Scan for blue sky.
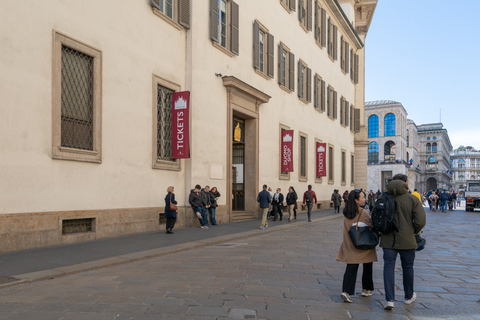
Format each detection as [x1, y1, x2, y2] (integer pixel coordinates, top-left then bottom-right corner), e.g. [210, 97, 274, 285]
[364, 1, 480, 150]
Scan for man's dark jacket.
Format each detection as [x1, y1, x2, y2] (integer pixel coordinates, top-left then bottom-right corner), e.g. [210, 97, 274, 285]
[257, 189, 272, 208]
[189, 189, 203, 208]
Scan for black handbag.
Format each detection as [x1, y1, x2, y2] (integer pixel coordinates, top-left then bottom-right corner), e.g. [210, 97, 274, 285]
[348, 211, 379, 250]
[415, 233, 426, 251]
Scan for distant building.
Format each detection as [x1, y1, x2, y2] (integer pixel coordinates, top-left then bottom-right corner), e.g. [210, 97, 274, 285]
[417, 123, 452, 192]
[365, 101, 419, 192]
[450, 146, 480, 193]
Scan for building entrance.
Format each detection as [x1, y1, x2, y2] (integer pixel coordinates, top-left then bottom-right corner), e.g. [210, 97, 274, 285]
[232, 117, 245, 211]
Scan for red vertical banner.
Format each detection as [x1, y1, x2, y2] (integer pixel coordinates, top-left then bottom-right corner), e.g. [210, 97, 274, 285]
[316, 142, 327, 177]
[281, 130, 294, 172]
[171, 91, 190, 159]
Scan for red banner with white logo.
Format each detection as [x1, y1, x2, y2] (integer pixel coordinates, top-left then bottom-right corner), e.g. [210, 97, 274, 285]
[281, 130, 294, 172]
[316, 142, 327, 177]
[171, 91, 190, 159]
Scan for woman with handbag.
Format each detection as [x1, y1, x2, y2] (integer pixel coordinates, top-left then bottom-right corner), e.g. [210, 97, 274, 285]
[336, 190, 377, 303]
[164, 186, 177, 234]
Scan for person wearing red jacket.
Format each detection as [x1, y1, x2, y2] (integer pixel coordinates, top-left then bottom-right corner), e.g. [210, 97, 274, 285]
[303, 185, 317, 222]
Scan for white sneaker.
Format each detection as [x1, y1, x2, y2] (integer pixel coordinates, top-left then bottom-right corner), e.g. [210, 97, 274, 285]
[260, 226, 265, 230]
[361, 289, 372, 297]
[265, 225, 268, 229]
[404, 292, 417, 305]
[341, 292, 353, 303]
[384, 301, 394, 310]
[196, 212, 202, 219]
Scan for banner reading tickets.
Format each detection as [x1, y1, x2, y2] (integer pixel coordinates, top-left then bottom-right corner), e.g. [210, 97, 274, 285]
[281, 130, 294, 172]
[171, 91, 190, 159]
[316, 142, 327, 177]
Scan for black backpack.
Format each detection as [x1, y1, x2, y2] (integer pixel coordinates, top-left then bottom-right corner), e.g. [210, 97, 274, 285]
[305, 191, 312, 203]
[371, 192, 397, 234]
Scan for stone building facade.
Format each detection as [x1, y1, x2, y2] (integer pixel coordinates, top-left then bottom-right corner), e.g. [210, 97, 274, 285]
[450, 146, 480, 193]
[0, 0, 377, 252]
[416, 123, 452, 192]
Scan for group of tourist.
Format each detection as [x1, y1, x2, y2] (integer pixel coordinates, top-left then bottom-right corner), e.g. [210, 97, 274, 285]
[424, 189, 459, 212]
[163, 184, 221, 233]
[337, 174, 426, 310]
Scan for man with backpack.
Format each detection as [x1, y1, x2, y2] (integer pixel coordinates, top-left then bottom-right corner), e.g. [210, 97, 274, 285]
[376, 174, 426, 310]
[303, 185, 317, 222]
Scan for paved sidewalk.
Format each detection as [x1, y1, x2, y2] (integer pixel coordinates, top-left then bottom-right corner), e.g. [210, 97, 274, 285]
[0, 208, 338, 288]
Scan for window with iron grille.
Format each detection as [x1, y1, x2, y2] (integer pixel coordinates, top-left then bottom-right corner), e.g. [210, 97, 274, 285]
[52, 31, 102, 163]
[62, 218, 95, 235]
[61, 46, 94, 151]
[157, 84, 174, 161]
[152, 76, 180, 171]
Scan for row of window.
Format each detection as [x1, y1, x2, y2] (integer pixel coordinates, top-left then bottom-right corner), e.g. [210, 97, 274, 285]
[281, 128, 354, 185]
[368, 113, 396, 138]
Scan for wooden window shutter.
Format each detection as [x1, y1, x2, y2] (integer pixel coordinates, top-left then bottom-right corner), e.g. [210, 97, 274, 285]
[354, 108, 360, 132]
[314, 76, 318, 108]
[253, 21, 260, 70]
[151, 0, 161, 10]
[306, 67, 312, 102]
[345, 42, 350, 74]
[231, 1, 239, 55]
[354, 54, 359, 84]
[298, 60, 303, 98]
[289, 52, 295, 91]
[321, 8, 326, 47]
[340, 37, 344, 71]
[350, 105, 353, 130]
[340, 99, 344, 125]
[350, 49, 354, 81]
[327, 87, 331, 116]
[333, 90, 337, 119]
[210, 0, 219, 42]
[333, 25, 338, 61]
[320, 80, 325, 111]
[278, 43, 284, 86]
[289, 0, 296, 11]
[345, 101, 349, 127]
[314, 1, 319, 42]
[178, 0, 190, 28]
[267, 33, 274, 78]
[307, 0, 313, 31]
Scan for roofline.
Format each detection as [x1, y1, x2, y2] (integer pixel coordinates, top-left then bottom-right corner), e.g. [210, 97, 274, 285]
[326, 0, 364, 49]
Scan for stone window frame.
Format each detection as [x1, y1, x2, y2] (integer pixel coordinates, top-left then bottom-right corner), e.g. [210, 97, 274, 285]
[280, 0, 296, 13]
[253, 20, 274, 80]
[279, 124, 291, 181]
[210, 0, 239, 57]
[151, 0, 190, 31]
[297, 59, 311, 104]
[52, 30, 103, 164]
[152, 75, 181, 171]
[298, 132, 308, 182]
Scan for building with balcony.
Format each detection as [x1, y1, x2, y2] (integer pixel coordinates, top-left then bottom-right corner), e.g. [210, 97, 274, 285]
[450, 146, 480, 193]
[0, 0, 378, 252]
[364, 100, 419, 191]
[417, 123, 452, 192]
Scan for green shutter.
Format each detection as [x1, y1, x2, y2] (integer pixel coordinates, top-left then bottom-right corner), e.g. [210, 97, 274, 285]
[333, 25, 338, 61]
[333, 90, 337, 119]
[320, 80, 325, 111]
[210, 0, 219, 42]
[306, 67, 311, 102]
[307, 0, 312, 31]
[289, 52, 295, 91]
[354, 108, 360, 132]
[278, 43, 284, 86]
[298, 60, 303, 98]
[267, 33, 274, 78]
[178, 0, 190, 28]
[314, 76, 318, 108]
[289, 0, 296, 11]
[321, 8, 326, 47]
[253, 21, 260, 69]
[231, 1, 239, 55]
[345, 42, 349, 74]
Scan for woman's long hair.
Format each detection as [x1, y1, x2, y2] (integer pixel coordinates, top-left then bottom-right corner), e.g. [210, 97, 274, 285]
[343, 190, 360, 219]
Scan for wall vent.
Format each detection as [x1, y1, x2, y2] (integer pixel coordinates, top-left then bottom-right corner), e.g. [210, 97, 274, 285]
[62, 218, 95, 235]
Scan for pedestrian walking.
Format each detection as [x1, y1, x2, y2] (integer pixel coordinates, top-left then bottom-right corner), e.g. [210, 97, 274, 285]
[429, 193, 437, 212]
[367, 190, 376, 212]
[337, 190, 377, 303]
[438, 190, 449, 213]
[267, 187, 274, 219]
[381, 174, 426, 310]
[451, 191, 457, 209]
[257, 184, 272, 230]
[343, 190, 349, 204]
[164, 186, 177, 234]
[303, 185, 317, 222]
[286, 186, 297, 222]
[332, 189, 342, 213]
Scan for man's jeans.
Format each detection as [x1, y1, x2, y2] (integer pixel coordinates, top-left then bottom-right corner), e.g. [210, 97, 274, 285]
[193, 207, 208, 226]
[208, 207, 217, 225]
[306, 203, 313, 220]
[440, 200, 447, 212]
[383, 248, 415, 301]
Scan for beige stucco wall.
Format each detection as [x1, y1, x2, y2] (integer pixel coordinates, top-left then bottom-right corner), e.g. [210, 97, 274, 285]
[0, 0, 373, 251]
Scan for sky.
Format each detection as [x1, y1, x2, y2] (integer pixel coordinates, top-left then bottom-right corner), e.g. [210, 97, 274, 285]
[364, 0, 480, 150]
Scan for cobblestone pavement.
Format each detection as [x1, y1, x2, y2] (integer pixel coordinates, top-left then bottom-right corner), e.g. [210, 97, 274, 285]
[0, 205, 479, 319]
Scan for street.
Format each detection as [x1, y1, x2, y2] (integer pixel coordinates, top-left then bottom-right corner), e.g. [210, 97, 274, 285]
[0, 204, 479, 320]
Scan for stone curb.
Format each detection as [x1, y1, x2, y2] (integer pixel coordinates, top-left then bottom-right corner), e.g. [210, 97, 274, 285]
[0, 214, 342, 290]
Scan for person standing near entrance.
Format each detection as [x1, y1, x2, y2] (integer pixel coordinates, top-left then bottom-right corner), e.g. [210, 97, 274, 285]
[189, 184, 209, 229]
[271, 188, 284, 221]
[164, 186, 177, 234]
[303, 185, 317, 222]
[382, 174, 426, 310]
[257, 184, 272, 230]
[286, 186, 297, 222]
[332, 189, 342, 213]
[208, 187, 221, 225]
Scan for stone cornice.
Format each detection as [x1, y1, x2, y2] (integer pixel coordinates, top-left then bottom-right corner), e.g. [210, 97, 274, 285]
[325, 0, 364, 49]
[222, 76, 271, 105]
[354, 0, 378, 37]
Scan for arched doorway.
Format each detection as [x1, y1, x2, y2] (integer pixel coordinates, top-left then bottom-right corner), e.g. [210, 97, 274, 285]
[426, 177, 437, 191]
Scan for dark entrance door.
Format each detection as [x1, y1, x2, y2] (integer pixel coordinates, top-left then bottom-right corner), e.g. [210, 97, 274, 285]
[232, 117, 245, 211]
